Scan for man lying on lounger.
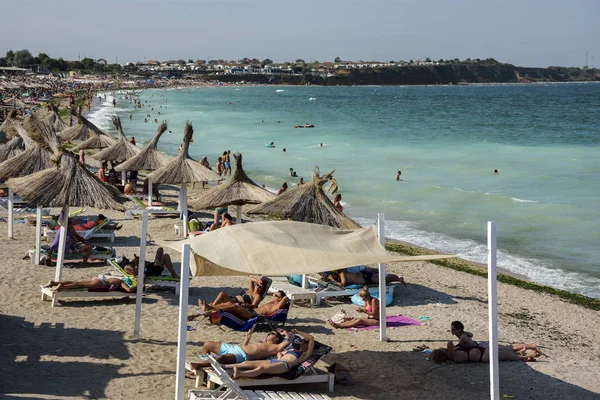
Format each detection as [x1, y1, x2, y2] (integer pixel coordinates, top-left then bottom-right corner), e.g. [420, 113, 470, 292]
[41, 274, 136, 292]
[123, 247, 179, 279]
[326, 267, 406, 287]
[186, 329, 290, 371]
[188, 290, 289, 322]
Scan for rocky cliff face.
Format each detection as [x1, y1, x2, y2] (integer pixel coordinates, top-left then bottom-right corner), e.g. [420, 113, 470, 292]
[205, 65, 599, 86]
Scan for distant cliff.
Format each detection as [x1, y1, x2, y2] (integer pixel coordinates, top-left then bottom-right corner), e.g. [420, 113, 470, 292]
[203, 64, 600, 86]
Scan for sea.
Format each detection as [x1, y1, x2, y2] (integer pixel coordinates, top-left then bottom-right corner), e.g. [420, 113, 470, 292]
[87, 82, 600, 299]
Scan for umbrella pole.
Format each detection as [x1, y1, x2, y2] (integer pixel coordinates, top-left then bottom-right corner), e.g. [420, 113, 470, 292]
[236, 205, 242, 224]
[488, 221, 500, 400]
[133, 211, 149, 339]
[377, 213, 387, 342]
[34, 205, 42, 265]
[54, 205, 69, 282]
[7, 188, 13, 238]
[181, 185, 188, 237]
[121, 171, 127, 186]
[147, 179, 153, 207]
[175, 243, 191, 400]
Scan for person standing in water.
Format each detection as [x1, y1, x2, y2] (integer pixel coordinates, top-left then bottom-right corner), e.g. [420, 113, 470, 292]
[396, 171, 402, 181]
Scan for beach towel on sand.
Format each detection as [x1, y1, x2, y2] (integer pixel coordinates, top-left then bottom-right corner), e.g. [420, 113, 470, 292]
[353, 315, 421, 330]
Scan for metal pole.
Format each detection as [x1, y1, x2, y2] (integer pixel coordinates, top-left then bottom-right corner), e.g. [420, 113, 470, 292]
[377, 213, 387, 342]
[148, 179, 153, 207]
[133, 211, 148, 338]
[175, 243, 191, 400]
[7, 188, 13, 238]
[488, 221, 500, 400]
[236, 204, 242, 224]
[54, 205, 69, 281]
[121, 171, 127, 186]
[34, 205, 42, 265]
[181, 185, 188, 237]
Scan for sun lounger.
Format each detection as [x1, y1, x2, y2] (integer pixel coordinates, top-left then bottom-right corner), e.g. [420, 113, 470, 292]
[40, 285, 137, 307]
[44, 218, 115, 243]
[209, 305, 289, 332]
[307, 276, 395, 306]
[31, 245, 116, 265]
[125, 195, 180, 219]
[267, 278, 317, 306]
[196, 341, 334, 395]
[107, 258, 181, 294]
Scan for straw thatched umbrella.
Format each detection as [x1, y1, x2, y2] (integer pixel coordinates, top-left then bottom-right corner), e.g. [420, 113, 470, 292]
[7, 148, 125, 281]
[0, 134, 24, 162]
[248, 167, 361, 230]
[70, 114, 118, 152]
[58, 114, 90, 142]
[190, 152, 275, 223]
[0, 110, 20, 144]
[92, 116, 140, 185]
[45, 104, 69, 132]
[0, 116, 62, 242]
[149, 121, 222, 236]
[115, 122, 170, 206]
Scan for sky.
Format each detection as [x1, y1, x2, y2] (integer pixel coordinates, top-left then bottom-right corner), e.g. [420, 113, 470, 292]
[0, 0, 598, 68]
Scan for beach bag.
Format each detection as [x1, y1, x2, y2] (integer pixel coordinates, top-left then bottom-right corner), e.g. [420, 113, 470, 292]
[330, 310, 347, 324]
[188, 218, 202, 233]
[327, 362, 355, 386]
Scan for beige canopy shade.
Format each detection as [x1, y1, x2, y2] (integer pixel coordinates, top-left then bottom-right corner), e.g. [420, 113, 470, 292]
[162, 220, 454, 277]
[248, 167, 361, 230]
[189, 152, 274, 222]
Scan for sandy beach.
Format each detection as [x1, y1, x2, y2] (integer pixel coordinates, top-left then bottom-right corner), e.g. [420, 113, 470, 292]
[1, 181, 599, 400]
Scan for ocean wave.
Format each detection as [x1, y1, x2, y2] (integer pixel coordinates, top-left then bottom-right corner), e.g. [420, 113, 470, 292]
[275, 89, 286, 92]
[86, 94, 121, 130]
[511, 197, 537, 203]
[309, 97, 317, 100]
[353, 216, 600, 299]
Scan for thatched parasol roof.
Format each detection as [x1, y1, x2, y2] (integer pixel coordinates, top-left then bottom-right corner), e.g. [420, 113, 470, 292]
[0, 116, 61, 181]
[71, 114, 118, 151]
[0, 135, 24, 162]
[115, 122, 170, 172]
[0, 110, 20, 144]
[6, 150, 125, 210]
[45, 104, 69, 132]
[248, 167, 362, 230]
[92, 116, 140, 162]
[58, 116, 89, 142]
[148, 121, 222, 184]
[190, 152, 274, 209]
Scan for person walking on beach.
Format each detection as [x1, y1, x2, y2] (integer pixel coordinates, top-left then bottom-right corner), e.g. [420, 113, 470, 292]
[223, 150, 231, 176]
[216, 157, 224, 176]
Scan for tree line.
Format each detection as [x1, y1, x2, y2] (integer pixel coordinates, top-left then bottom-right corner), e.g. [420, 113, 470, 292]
[1, 49, 122, 74]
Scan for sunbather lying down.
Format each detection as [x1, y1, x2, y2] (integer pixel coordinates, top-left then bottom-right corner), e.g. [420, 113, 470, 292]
[325, 266, 406, 287]
[197, 276, 268, 311]
[430, 342, 541, 363]
[188, 291, 289, 322]
[186, 329, 289, 371]
[226, 329, 314, 379]
[123, 247, 179, 278]
[41, 274, 136, 292]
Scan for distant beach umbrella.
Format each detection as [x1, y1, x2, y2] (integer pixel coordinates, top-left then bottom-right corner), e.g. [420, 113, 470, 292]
[0, 110, 20, 144]
[58, 114, 90, 142]
[149, 121, 222, 235]
[44, 104, 69, 132]
[92, 116, 140, 184]
[248, 167, 361, 230]
[190, 152, 274, 223]
[0, 134, 24, 162]
[115, 122, 170, 206]
[6, 149, 125, 278]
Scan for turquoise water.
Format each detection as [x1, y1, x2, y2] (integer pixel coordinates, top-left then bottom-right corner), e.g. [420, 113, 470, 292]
[89, 83, 600, 298]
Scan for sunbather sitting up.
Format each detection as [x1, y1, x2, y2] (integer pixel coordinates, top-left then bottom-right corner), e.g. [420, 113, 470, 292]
[326, 267, 405, 287]
[328, 287, 380, 329]
[226, 329, 314, 379]
[186, 329, 289, 370]
[188, 291, 289, 322]
[41, 274, 136, 292]
[46, 218, 93, 266]
[124, 247, 179, 278]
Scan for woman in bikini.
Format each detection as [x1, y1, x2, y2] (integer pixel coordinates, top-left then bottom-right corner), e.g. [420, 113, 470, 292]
[41, 275, 136, 292]
[328, 287, 379, 329]
[228, 329, 314, 378]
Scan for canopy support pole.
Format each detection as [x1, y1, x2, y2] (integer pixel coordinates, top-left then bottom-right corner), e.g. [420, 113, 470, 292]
[7, 188, 13, 238]
[488, 221, 500, 400]
[235, 205, 242, 224]
[54, 205, 69, 282]
[377, 213, 387, 342]
[175, 243, 191, 400]
[121, 171, 127, 186]
[147, 179, 153, 207]
[133, 210, 149, 339]
[34, 205, 42, 265]
[181, 185, 188, 237]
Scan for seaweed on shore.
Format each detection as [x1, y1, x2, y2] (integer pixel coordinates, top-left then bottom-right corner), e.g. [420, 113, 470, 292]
[385, 242, 600, 311]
